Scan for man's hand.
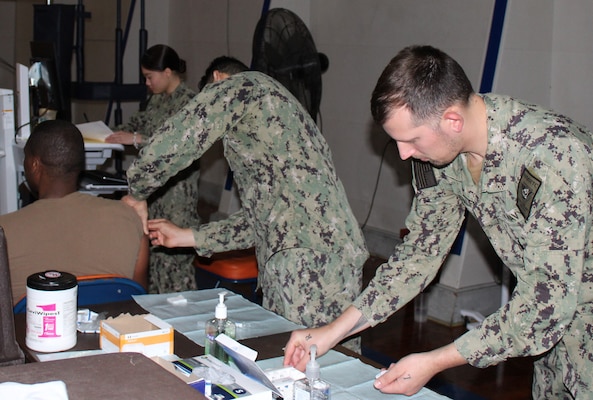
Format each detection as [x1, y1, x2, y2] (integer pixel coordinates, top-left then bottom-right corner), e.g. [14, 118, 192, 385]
[283, 325, 336, 371]
[283, 306, 369, 371]
[121, 195, 148, 234]
[374, 343, 467, 396]
[373, 353, 436, 396]
[148, 219, 196, 248]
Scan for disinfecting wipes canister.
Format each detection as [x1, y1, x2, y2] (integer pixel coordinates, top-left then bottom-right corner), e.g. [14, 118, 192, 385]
[25, 271, 78, 352]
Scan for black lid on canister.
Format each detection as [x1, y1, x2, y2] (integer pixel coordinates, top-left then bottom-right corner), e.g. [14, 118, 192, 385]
[27, 271, 78, 291]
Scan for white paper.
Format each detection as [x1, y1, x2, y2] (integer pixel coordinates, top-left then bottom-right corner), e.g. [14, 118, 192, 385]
[257, 351, 452, 400]
[75, 121, 113, 143]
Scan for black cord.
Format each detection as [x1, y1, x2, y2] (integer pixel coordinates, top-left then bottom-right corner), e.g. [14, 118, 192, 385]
[14, 109, 49, 144]
[0, 57, 15, 72]
[360, 138, 396, 230]
[14, 121, 32, 143]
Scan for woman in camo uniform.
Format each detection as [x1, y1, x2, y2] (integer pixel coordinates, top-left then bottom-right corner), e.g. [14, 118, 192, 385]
[106, 44, 200, 293]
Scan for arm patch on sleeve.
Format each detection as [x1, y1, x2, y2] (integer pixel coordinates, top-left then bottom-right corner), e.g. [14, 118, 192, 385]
[412, 160, 438, 189]
[517, 167, 541, 220]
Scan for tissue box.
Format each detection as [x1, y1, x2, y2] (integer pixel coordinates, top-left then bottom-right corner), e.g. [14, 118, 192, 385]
[100, 313, 173, 357]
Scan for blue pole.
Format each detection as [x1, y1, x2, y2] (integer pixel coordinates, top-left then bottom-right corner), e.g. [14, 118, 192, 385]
[479, 0, 508, 93]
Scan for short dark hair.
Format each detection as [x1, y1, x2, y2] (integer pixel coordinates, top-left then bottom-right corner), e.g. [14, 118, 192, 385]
[199, 56, 249, 90]
[371, 45, 474, 126]
[141, 44, 186, 74]
[25, 120, 85, 176]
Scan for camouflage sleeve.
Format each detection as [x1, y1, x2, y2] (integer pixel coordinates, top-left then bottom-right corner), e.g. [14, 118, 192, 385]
[118, 110, 149, 133]
[115, 98, 155, 133]
[191, 209, 255, 257]
[353, 169, 466, 326]
[126, 80, 243, 200]
[455, 154, 591, 368]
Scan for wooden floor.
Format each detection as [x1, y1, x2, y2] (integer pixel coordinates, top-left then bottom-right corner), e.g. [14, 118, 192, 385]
[359, 255, 534, 400]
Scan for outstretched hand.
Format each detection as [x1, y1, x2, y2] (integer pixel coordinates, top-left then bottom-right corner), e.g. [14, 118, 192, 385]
[374, 344, 468, 396]
[105, 130, 134, 145]
[147, 219, 196, 248]
[284, 306, 371, 371]
[373, 353, 436, 396]
[283, 325, 336, 372]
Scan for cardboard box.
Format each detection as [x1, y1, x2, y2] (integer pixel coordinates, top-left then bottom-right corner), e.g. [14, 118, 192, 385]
[100, 313, 173, 357]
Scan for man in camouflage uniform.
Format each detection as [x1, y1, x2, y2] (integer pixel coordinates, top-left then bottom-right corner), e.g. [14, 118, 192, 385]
[123, 71, 369, 331]
[283, 45, 593, 399]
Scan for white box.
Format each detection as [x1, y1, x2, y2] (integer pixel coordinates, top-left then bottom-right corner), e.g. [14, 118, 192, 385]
[100, 313, 173, 357]
[264, 366, 306, 400]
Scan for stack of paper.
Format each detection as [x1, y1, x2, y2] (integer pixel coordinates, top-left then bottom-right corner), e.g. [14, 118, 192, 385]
[76, 121, 113, 143]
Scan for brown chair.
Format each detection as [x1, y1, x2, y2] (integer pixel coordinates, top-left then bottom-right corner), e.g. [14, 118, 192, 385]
[0, 226, 25, 366]
[194, 250, 259, 302]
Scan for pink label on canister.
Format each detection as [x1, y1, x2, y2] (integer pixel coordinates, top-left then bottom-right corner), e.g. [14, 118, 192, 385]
[36, 303, 61, 338]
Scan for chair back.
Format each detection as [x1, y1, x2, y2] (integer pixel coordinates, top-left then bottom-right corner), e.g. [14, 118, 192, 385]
[0, 226, 25, 366]
[77, 274, 147, 306]
[13, 274, 147, 314]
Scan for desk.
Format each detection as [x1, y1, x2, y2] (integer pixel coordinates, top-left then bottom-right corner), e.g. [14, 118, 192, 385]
[83, 141, 124, 171]
[14, 300, 298, 364]
[12, 299, 450, 400]
[10, 301, 206, 400]
[0, 352, 206, 400]
[13, 300, 203, 362]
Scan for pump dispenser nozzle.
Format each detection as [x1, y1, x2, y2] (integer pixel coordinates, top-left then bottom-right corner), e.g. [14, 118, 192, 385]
[294, 344, 330, 399]
[215, 291, 228, 319]
[306, 344, 321, 381]
[205, 291, 236, 363]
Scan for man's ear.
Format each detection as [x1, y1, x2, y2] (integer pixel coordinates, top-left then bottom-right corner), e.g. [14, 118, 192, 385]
[212, 70, 230, 82]
[28, 156, 42, 177]
[443, 109, 464, 133]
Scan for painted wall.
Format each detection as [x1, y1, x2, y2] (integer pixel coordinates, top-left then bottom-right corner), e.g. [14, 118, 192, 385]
[0, 2, 16, 90]
[3, 0, 593, 247]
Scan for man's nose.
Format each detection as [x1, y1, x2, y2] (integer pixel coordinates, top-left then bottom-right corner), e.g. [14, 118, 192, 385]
[396, 142, 414, 160]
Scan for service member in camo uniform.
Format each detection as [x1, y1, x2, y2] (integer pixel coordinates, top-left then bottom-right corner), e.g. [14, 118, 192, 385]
[122, 70, 369, 331]
[107, 45, 200, 294]
[283, 45, 593, 399]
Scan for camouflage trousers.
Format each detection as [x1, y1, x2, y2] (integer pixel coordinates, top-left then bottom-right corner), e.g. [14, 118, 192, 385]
[261, 247, 365, 352]
[148, 246, 197, 293]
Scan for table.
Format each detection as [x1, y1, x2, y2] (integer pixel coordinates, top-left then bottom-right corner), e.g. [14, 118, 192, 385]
[0, 352, 206, 400]
[13, 299, 353, 365]
[9, 300, 208, 399]
[11, 299, 451, 400]
[13, 300, 204, 362]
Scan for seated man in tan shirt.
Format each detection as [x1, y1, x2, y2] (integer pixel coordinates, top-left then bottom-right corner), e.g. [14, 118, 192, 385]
[0, 119, 149, 305]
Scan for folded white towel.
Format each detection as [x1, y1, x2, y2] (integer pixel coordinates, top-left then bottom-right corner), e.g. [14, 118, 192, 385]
[0, 380, 69, 400]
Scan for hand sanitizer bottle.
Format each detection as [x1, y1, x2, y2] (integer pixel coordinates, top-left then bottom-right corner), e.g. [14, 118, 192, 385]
[293, 345, 331, 400]
[204, 291, 236, 363]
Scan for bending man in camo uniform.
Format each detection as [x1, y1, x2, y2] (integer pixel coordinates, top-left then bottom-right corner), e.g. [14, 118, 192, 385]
[284, 45, 593, 399]
[122, 68, 369, 333]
